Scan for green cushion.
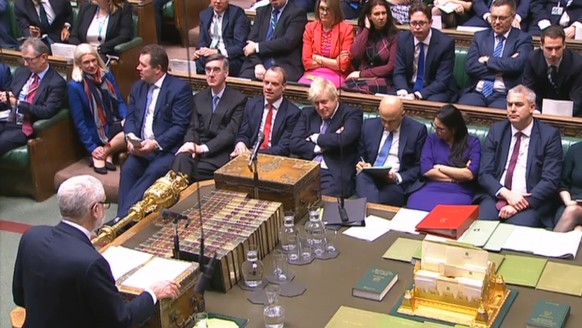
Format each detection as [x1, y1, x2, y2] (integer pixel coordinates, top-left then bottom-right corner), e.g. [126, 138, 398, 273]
[163, 1, 175, 20]
[454, 48, 470, 90]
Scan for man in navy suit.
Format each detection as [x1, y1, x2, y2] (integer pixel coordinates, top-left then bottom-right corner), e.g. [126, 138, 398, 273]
[355, 96, 427, 206]
[463, 0, 529, 30]
[393, 3, 458, 102]
[529, 0, 582, 37]
[476, 85, 562, 227]
[13, 175, 180, 328]
[0, 37, 66, 157]
[290, 77, 363, 197]
[459, 0, 532, 109]
[195, 0, 250, 77]
[0, 0, 18, 48]
[523, 25, 582, 116]
[14, 0, 72, 45]
[117, 45, 193, 219]
[172, 54, 247, 183]
[231, 66, 300, 158]
[240, 0, 307, 82]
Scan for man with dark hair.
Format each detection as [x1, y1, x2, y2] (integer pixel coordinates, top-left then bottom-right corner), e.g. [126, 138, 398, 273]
[476, 85, 562, 227]
[459, 0, 532, 109]
[172, 54, 247, 182]
[14, 0, 72, 45]
[522, 25, 582, 116]
[231, 66, 300, 158]
[116, 44, 193, 219]
[393, 3, 458, 102]
[0, 37, 66, 157]
[195, 0, 250, 77]
[239, 0, 307, 82]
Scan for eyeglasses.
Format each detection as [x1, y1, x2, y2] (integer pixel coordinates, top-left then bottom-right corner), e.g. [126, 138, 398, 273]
[21, 54, 42, 63]
[431, 122, 446, 133]
[318, 6, 329, 13]
[96, 202, 111, 209]
[410, 21, 429, 28]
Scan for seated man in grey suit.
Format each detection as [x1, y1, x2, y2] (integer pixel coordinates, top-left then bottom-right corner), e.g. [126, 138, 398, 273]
[355, 96, 427, 206]
[231, 66, 301, 158]
[476, 85, 562, 228]
[172, 54, 247, 183]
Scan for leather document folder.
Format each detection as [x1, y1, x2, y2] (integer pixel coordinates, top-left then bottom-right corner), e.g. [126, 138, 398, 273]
[415, 205, 479, 239]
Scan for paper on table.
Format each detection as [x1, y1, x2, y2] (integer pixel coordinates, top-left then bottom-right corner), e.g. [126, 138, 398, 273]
[101, 246, 154, 282]
[483, 223, 515, 252]
[531, 229, 582, 258]
[382, 237, 422, 262]
[536, 261, 582, 296]
[207, 318, 239, 328]
[249, 0, 269, 10]
[169, 59, 197, 74]
[458, 220, 500, 247]
[121, 257, 193, 290]
[388, 208, 429, 235]
[497, 254, 547, 287]
[542, 98, 573, 117]
[342, 215, 391, 241]
[502, 226, 545, 253]
[437, 2, 459, 14]
[456, 26, 488, 33]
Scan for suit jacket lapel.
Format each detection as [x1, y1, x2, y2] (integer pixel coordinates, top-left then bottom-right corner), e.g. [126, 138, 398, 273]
[486, 30, 495, 56]
[33, 68, 52, 104]
[425, 29, 437, 69]
[398, 118, 408, 160]
[135, 83, 148, 130]
[260, 5, 273, 40]
[271, 98, 286, 143]
[222, 8, 230, 33]
[201, 88, 213, 132]
[502, 29, 515, 58]
[525, 121, 539, 186]
[153, 78, 168, 120]
[370, 119, 383, 162]
[498, 124, 512, 179]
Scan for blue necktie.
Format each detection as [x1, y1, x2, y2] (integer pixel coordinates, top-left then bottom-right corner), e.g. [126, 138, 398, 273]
[314, 119, 330, 162]
[38, 1, 50, 31]
[374, 132, 393, 167]
[266, 9, 280, 42]
[413, 43, 425, 92]
[212, 95, 220, 112]
[482, 36, 505, 98]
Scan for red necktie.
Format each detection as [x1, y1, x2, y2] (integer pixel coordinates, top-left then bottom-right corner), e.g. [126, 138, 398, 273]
[260, 104, 274, 150]
[23, 74, 40, 137]
[496, 131, 523, 210]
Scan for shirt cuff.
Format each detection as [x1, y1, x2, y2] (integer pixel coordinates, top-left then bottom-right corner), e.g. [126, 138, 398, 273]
[394, 172, 402, 185]
[200, 144, 209, 153]
[515, 14, 521, 23]
[571, 21, 582, 29]
[313, 145, 322, 154]
[153, 140, 163, 151]
[495, 187, 508, 198]
[396, 89, 408, 97]
[414, 91, 423, 100]
[538, 20, 551, 31]
[145, 288, 157, 304]
[256, 43, 260, 54]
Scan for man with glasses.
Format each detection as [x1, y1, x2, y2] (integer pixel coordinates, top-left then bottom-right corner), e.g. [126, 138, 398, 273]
[355, 96, 427, 206]
[522, 25, 582, 116]
[0, 37, 66, 157]
[393, 3, 459, 102]
[116, 44, 192, 221]
[239, 0, 307, 82]
[13, 175, 181, 327]
[459, 0, 532, 109]
[172, 54, 247, 183]
[463, 0, 529, 30]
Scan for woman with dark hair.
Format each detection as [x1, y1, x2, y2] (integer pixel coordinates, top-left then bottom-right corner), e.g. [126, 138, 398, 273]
[342, 0, 398, 94]
[298, 0, 354, 87]
[407, 105, 481, 211]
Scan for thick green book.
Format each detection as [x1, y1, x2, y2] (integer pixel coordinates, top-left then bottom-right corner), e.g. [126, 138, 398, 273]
[526, 300, 570, 328]
[352, 267, 398, 301]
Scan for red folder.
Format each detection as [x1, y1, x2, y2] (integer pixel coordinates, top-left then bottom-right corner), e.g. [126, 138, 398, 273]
[415, 205, 479, 239]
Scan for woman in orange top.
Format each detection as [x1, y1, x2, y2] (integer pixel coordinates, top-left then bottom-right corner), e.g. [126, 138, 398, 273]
[298, 0, 354, 87]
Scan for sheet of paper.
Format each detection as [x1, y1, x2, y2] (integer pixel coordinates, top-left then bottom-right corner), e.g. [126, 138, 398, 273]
[536, 261, 582, 296]
[532, 230, 582, 258]
[437, 2, 459, 14]
[497, 254, 547, 287]
[542, 98, 573, 117]
[50, 42, 78, 59]
[0, 110, 9, 120]
[456, 26, 488, 33]
[342, 215, 391, 242]
[121, 257, 193, 290]
[169, 59, 197, 74]
[502, 226, 545, 253]
[101, 246, 154, 281]
[483, 223, 514, 252]
[382, 237, 422, 262]
[458, 220, 500, 247]
[249, 0, 269, 10]
[388, 208, 429, 235]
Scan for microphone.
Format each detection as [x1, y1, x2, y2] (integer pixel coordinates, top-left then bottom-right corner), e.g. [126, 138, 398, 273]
[161, 209, 191, 228]
[191, 252, 217, 313]
[248, 131, 265, 169]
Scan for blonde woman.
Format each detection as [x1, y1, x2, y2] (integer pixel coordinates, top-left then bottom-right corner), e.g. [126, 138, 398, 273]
[68, 44, 127, 174]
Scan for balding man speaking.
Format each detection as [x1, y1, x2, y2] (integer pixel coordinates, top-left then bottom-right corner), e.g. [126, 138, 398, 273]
[355, 96, 427, 206]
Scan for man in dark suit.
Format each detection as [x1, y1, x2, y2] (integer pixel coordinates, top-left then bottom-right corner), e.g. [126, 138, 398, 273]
[14, 0, 72, 45]
[117, 45, 193, 219]
[476, 85, 562, 227]
[0, 0, 18, 48]
[529, 0, 582, 37]
[463, 0, 529, 30]
[522, 25, 582, 116]
[231, 66, 300, 158]
[195, 0, 250, 77]
[172, 54, 247, 183]
[290, 77, 363, 197]
[13, 175, 180, 328]
[355, 96, 427, 206]
[459, 0, 532, 109]
[0, 37, 66, 157]
[239, 0, 307, 82]
[393, 3, 458, 102]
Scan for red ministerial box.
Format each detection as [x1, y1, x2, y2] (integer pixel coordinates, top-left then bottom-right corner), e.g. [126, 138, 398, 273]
[415, 205, 479, 239]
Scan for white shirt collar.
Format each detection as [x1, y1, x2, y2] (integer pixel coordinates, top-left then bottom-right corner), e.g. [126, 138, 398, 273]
[152, 73, 166, 89]
[264, 96, 283, 110]
[61, 219, 92, 240]
[511, 119, 534, 138]
[211, 85, 226, 99]
[414, 29, 432, 46]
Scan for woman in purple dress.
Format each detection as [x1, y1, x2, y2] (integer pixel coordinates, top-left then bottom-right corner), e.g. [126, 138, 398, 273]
[407, 104, 481, 211]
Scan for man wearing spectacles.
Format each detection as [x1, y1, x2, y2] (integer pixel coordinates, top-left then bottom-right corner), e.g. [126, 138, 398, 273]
[462, 0, 528, 30]
[459, 0, 532, 109]
[393, 3, 459, 102]
[0, 37, 66, 157]
[13, 175, 181, 327]
[172, 54, 247, 183]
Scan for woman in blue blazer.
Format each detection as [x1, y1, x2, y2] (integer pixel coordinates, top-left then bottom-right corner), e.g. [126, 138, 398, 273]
[68, 43, 127, 174]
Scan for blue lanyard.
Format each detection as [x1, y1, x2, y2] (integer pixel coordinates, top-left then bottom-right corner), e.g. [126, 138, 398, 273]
[97, 11, 109, 43]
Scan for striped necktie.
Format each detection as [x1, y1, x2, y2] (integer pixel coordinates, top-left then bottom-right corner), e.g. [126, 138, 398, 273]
[482, 35, 505, 98]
